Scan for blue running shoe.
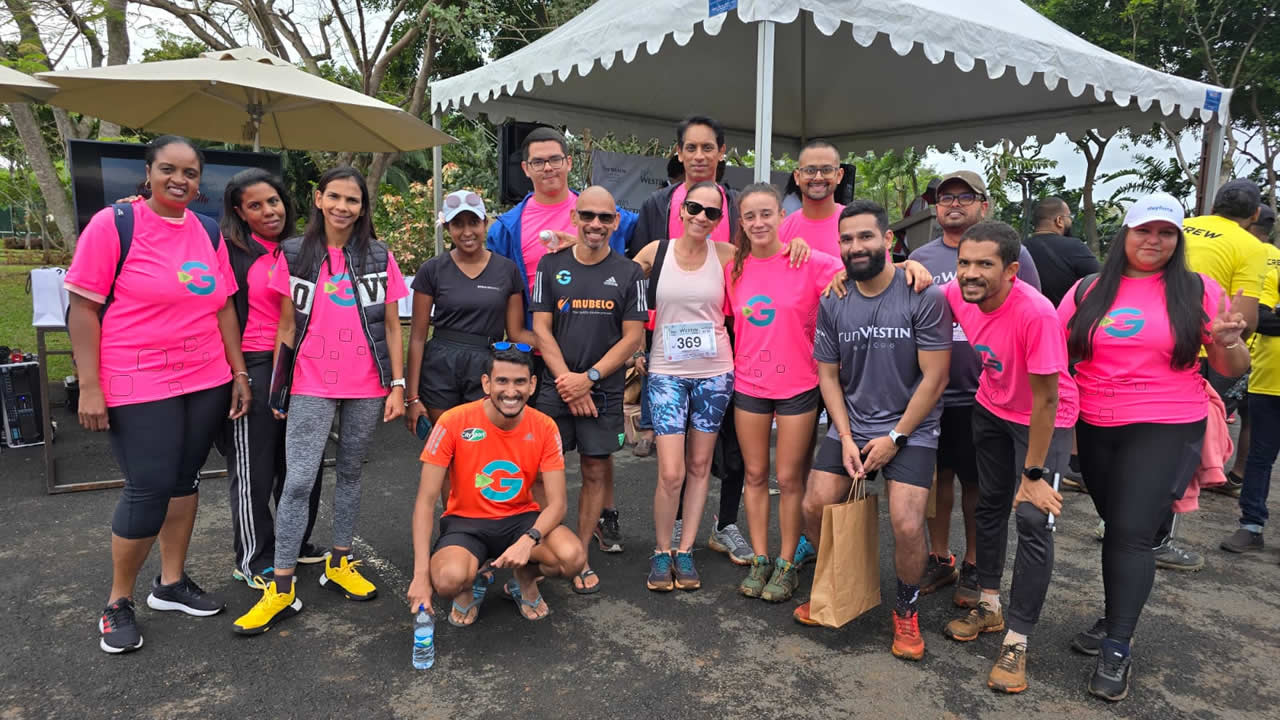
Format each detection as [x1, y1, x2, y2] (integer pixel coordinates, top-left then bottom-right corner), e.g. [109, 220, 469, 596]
[794, 534, 817, 567]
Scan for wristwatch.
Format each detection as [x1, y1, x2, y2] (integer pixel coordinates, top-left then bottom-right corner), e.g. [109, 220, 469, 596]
[524, 528, 543, 545]
[586, 367, 601, 384]
[888, 429, 908, 448]
[1023, 465, 1051, 481]
[390, 378, 407, 389]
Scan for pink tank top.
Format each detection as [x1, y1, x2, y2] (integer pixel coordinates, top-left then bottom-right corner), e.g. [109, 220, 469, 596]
[649, 238, 734, 378]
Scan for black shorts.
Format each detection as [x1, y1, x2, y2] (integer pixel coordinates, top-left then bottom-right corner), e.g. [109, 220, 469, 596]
[734, 387, 821, 416]
[419, 339, 488, 410]
[937, 404, 979, 486]
[434, 511, 538, 563]
[547, 410, 626, 457]
[812, 435, 936, 489]
[1201, 360, 1246, 416]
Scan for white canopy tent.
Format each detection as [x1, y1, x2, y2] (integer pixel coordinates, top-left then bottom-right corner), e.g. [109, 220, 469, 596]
[430, 0, 1230, 213]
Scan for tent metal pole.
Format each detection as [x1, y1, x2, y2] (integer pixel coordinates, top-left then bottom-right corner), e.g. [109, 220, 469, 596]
[754, 21, 776, 183]
[433, 111, 444, 256]
[800, 15, 807, 146]
[1198, 118, 1225, 215]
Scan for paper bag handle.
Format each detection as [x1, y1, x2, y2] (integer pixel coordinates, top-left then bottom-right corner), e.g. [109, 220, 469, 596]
[844, 475, 869, 503]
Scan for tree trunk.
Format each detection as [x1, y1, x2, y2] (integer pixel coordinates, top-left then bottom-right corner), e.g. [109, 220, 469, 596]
[8, 104, 78, 249]
[1075, 132, 1110, 255]
[99, 0, 132, 138]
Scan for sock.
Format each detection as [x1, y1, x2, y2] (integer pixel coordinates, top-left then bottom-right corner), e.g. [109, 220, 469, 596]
[981, 590, 1001, 612]
[1069, 454, 1081, 473]
[1003, 630, 1028, 647]
[329, 551, 350, 569]
[895, 579, 920, 616]
[275, 575, 294, 592]
[1102, 637, 1130, 656]
[717, 516, 733, 531]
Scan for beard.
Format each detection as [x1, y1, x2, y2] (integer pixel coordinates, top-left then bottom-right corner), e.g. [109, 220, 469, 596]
[844, 247, 887, 282]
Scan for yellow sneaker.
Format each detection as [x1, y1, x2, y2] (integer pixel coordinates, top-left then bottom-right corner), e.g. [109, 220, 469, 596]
[319, 553, 378, 600]
[232, 580, 302, 635]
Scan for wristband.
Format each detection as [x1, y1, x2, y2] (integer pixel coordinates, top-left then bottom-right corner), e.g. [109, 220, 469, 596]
[234, 371, 250, 379]
[405, 396, 422, 407]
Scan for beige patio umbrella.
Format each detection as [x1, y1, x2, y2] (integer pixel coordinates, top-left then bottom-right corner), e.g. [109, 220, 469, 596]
[37, 47, 453, 152]
[0, 64, 58, 103]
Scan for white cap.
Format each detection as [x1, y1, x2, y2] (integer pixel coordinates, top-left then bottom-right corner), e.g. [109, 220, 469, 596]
[441, 190, 487, 223]
[1124, 192, 1185, 229]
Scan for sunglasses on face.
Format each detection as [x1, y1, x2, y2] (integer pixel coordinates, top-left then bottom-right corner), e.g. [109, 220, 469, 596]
[445, 192, 483, 210]
[576, 210, 616, 224]
[683, 200, 723, 221]
[492, 341, 533, 353]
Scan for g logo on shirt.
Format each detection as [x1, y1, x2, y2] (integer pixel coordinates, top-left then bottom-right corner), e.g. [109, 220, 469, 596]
[974, 344, 1004, 372]
[475, 460, 524, 502]
[177, 261, 216, 296]
[1100, 308, 1145, 338]
[324, 273, 358, 307]
[556, 270, 572, 285]
[743, 295, 776, 327]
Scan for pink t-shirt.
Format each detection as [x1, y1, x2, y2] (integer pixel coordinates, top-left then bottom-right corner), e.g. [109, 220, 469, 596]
[269, 246, 409, 399]
[65, 202, 237, 407]
[725, 249, 844, 399]
[943, 279, 1079, 427]
[669, 183, 731, 244]
[520, 193, 577, 295]
[1058, 272, 1221, 426]
[241, 235, 281, 353]
[778, 204, 843, 258]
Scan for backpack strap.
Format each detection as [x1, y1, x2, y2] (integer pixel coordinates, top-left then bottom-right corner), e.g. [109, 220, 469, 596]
[1073, 272, 1099, 305]
[645, 237, 671, 311]
[101, 202, 136, 314]
[193, 211, 221, 250]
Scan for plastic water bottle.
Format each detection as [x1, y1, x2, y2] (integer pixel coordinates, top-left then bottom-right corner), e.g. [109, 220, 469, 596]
[540, 229, 560, 251]
[412, 605, 434, 669]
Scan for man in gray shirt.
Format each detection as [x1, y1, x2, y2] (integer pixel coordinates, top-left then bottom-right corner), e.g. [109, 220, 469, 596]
[908, 170, 1041, 607]
[793, 200, 951, 662]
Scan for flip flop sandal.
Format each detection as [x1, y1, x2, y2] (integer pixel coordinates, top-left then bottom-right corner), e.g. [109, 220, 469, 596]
[571, 569, 600, 595]
[473, 563, 495, 601]
[503, 579, 551, 621]
[448, 598, 481, 627]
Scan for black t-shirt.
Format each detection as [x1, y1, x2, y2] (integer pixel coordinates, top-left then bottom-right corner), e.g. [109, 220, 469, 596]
[530, 248, 647, 402]
[412, 252, 523, 339]
[1023, 233, 1101, 307]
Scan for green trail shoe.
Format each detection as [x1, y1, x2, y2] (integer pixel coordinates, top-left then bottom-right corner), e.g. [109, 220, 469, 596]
[739, 555, 772, 598]
[761, 557, 800, 603]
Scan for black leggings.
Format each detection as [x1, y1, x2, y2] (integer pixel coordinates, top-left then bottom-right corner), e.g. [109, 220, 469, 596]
[1076, 418, 1205, 642]
[108, 383, 231, 539]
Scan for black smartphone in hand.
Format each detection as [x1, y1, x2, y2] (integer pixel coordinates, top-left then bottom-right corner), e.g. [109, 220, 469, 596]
[416, 415, 431, 441]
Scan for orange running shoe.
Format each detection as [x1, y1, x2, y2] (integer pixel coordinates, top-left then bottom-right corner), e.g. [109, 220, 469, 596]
[891, 610, 925, 661]
[793, 601, 821, 626]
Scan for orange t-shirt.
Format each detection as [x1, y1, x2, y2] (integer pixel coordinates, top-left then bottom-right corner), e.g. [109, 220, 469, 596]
[420, 399, 565, 519]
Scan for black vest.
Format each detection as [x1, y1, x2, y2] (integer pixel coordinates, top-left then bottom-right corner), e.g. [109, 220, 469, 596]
[280, 236, 392, 387]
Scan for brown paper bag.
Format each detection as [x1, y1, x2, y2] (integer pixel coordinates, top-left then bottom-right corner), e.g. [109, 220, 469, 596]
[809, 479, 881, 628]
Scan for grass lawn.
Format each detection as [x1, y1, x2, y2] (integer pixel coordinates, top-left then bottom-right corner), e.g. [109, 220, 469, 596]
[0, 265, 75, 380]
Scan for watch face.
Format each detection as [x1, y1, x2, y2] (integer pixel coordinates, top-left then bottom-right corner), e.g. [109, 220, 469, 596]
[587, 369, 600, 381]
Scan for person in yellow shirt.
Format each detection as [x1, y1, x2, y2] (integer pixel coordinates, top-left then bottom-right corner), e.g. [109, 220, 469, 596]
[1219, 203, 1279, 555]
[1184, 180, 1267, 501]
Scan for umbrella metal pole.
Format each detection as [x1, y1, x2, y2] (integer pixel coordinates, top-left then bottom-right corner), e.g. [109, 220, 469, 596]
[432, 112, 444, 256]
[753, 21, 776, 183]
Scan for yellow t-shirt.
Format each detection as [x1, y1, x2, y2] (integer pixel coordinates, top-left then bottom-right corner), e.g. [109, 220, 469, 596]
[1183, 214, 1268, 299]
[1247, 243, 1280, 396]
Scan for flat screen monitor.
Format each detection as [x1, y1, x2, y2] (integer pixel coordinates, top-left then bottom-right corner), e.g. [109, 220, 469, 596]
[67, 139, 283, 233]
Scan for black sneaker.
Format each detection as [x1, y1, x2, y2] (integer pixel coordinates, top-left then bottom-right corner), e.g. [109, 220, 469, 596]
[146, 574, 225, 617]
[1220, 528, 1264, 554]
[1072, 617, 1106, 656]
[1206, 472, 1243, 497]
[99, 598, 143, 654]
[1089, 644, 1133, 701]
[297, 543, 327, 564]
[920, 553, 958, 595]
[953, 561, 980, 608]
[594, 509, 624, 553]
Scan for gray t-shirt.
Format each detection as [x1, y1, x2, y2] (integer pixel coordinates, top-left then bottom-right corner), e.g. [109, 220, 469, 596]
[813, 268, 953, 447]
[908, 237, 1041, 407]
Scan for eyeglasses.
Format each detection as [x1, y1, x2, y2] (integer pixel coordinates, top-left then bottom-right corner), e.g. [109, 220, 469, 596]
[683, 200, 723, 221]
[491, 342, 532, 353]
[576, 210, 617, 223]
[526, 155, 567, 171]
[937, 192, 984, 207]
[797, 165, 839, 178]
[445, 192, 483, 210]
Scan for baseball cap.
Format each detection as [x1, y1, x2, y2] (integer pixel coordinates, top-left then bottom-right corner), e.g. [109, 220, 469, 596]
[1255, 204, 1276, 229]
[1124, 192, 1185, 229]
[441, 190, 487, 223]
[934, 170, 988, 197]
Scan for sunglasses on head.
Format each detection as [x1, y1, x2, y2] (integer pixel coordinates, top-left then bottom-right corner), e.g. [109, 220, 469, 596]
[576, 210, 616, 224]
[445, 192, 483, 209]
[683, 200, 723, 221]
[492, 341, 533, 353]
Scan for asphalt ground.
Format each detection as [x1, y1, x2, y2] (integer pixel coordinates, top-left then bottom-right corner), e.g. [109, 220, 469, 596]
[2, 392, 1278, 719]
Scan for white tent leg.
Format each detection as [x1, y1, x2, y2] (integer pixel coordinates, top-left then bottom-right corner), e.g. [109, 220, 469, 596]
[753, 21, 776, 183]
[1198, 119, 1225, 215]
[433, 112, 444, 256]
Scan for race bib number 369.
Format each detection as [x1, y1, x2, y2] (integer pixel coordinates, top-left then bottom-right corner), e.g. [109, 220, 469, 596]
[663, 321, 716, 362]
